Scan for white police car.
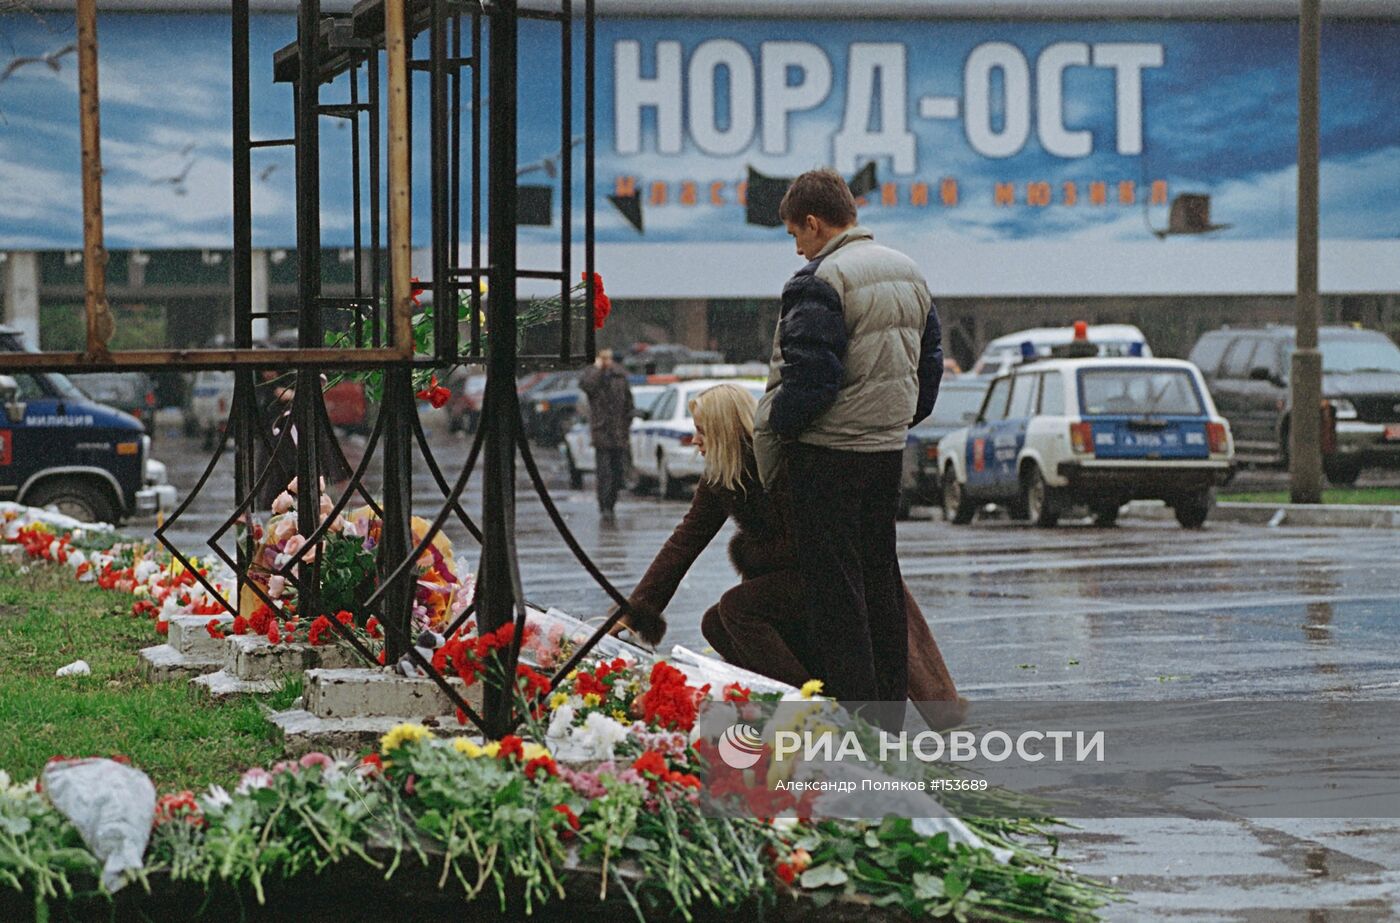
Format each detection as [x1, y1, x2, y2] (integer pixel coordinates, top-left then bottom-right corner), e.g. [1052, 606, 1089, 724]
[631, 378, 766, 499]
[937, 356, 1234, 528]
[973, 323, 1152, 375]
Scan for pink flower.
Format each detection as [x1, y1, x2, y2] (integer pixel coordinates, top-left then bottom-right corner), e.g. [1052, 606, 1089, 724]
[286, 477, 299, 494]
[299, 752, 334, 772]
[283, 535, 306, 557]
[319, 494, 333, 518]
[273, 517, 298, 542]
[272, 491, 294, 514]
[236, 767, 274, 793]
[267, 575, 286, 599]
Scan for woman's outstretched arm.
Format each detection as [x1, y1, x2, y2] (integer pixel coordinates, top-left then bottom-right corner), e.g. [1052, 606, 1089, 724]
[614, 481, 729, 644]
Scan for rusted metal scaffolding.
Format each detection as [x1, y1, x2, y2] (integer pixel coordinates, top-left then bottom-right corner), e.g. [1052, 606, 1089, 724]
[15, 0, 635, 738]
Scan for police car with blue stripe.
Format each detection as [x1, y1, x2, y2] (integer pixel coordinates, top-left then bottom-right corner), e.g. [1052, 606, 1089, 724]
[631, 377, 766, 499]
[937, 332, 1234, 528]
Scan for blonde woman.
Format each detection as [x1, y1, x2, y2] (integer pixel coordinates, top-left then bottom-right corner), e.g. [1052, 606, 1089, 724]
[612, 383, 961, 721]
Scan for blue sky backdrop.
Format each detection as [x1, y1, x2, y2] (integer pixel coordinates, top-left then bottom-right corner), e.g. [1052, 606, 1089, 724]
[0, 13, 1396, 248]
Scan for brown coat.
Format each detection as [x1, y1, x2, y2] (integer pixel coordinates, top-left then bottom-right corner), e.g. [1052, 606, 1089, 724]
[623, 449, 960, 712]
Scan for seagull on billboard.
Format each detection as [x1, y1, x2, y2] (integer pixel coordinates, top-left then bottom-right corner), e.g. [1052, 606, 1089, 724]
[517, 135, 583, 179]
[0, 43, 76, 85]
[151, 159, 195, 196]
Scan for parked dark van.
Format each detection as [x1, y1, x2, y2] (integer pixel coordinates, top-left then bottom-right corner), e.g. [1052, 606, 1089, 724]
[1, 325, 175, 523]
[1188, 325, 1400, 485]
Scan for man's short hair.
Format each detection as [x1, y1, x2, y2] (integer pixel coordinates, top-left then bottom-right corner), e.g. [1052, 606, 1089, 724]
[597, 347, 614, 361]
[778, 168, 857, 227]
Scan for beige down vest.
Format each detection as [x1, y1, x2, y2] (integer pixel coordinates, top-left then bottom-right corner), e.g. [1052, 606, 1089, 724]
[757, 226, 932, 464]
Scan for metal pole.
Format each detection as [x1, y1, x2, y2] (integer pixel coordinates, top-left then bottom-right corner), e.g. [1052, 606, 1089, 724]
[386, 0, 413, 354]
[430, 0, 455, 362]
[232, 0, 253, 352]
[76, 0, 113, 360]
[559, 0, 573, 361]
[481, 0, 521, 737]
[1290, 0, 1323, 504]
[583, 0, 596, 360]
[232, 0, 258, 585]
[294, 0, 324, 616]
[382, 0, 414, 662]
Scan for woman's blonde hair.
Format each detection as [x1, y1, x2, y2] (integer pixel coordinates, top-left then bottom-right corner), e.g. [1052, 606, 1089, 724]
[688, 383, 757, 492]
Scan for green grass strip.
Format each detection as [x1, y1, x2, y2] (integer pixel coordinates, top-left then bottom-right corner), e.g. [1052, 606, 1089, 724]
[0, 563, 296, 791]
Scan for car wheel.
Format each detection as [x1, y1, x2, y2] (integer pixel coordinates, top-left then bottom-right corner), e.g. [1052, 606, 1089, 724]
[1323, 458, 1362, 487]
[26, 478, 119, 525]
[659, 455, 685, 500]
[941, 467, 975, 525]
[1092, 503, 1121, 527]
[1174, 489, 1214, 529]
[565, 448, 584, 490]
[1021, 463, 1060, 528]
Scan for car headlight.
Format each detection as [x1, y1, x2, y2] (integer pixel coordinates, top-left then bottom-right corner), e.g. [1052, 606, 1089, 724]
[145, 458, 168, 486]
[1330, 398, 1358, 420]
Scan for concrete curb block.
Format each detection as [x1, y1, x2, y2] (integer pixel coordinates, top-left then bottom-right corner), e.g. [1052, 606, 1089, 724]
[1124, 500, 1400, 529]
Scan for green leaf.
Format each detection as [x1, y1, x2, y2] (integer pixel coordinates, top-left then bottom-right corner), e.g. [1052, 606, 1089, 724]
[943, 870, 968, 900]
[912, 871, 945, 901]
[0, 814, 32, 835]
[799, 864, 849, 889]
[623, 835, 657, 852]
[864, 828, 881, 849]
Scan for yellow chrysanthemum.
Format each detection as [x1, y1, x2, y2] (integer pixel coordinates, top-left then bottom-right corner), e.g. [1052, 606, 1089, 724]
[453, 738, 484, 758]
[522, 743, 551, 762]
[380, 722, 433, 755]
[799, 679, 824, 700]
[566, 669, 579, 681]
[612, 709, 628, 722]
[582, 693, 601, 708]
[481, 741, 501, 758]
[548, 692, 569, 711]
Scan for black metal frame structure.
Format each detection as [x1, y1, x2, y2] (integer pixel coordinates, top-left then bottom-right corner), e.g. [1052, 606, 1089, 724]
[19, 0, 634, 738]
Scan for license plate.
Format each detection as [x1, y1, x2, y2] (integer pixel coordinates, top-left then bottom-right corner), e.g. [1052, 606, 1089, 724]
[1385, 424, 1400, 441]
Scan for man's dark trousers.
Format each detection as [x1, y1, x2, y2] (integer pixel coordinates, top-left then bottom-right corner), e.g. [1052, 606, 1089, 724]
[595, 447, 628, 514]
[787, 442, 908, 722]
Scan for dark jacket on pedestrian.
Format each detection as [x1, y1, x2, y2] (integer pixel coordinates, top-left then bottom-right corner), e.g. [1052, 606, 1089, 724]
[578, 364, 634, 450]
[754, 226, 944, 471]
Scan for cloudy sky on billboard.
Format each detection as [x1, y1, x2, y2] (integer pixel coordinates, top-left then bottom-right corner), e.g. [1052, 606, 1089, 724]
[0, 13, 1396, 249]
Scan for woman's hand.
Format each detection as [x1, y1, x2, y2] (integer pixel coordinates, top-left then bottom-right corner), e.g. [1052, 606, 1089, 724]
[606, 606, 632, 638]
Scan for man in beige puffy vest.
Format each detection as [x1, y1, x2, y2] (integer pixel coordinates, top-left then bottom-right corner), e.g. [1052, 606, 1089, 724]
[754, 168, 943, 724]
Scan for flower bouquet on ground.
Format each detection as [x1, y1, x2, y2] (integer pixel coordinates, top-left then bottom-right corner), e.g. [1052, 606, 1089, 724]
[238, 480, 470, 637]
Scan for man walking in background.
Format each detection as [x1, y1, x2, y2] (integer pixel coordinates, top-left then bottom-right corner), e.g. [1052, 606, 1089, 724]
[755, 168, 943, 726]
[579, 348, 634, 524]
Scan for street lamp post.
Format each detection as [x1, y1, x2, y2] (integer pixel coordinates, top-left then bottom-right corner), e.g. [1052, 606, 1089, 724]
[1290, 0, 1323, 504]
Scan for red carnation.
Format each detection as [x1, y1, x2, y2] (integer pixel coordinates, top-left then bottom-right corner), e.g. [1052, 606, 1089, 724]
[552, 803, 580, 838]
[525, 754, 558, 780]
[582, 272, 611, 329]
[307, 615, 332, 646]
[496, 735, 525, 762]
[206, 619, 227, 640]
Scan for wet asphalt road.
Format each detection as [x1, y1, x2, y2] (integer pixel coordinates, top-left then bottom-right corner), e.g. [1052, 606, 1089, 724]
[140, 417, 1400, 922]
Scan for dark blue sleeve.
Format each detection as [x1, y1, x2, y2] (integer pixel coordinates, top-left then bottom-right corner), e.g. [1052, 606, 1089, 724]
[767, 269, 847, 437]
[911, 298, 944, 427]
